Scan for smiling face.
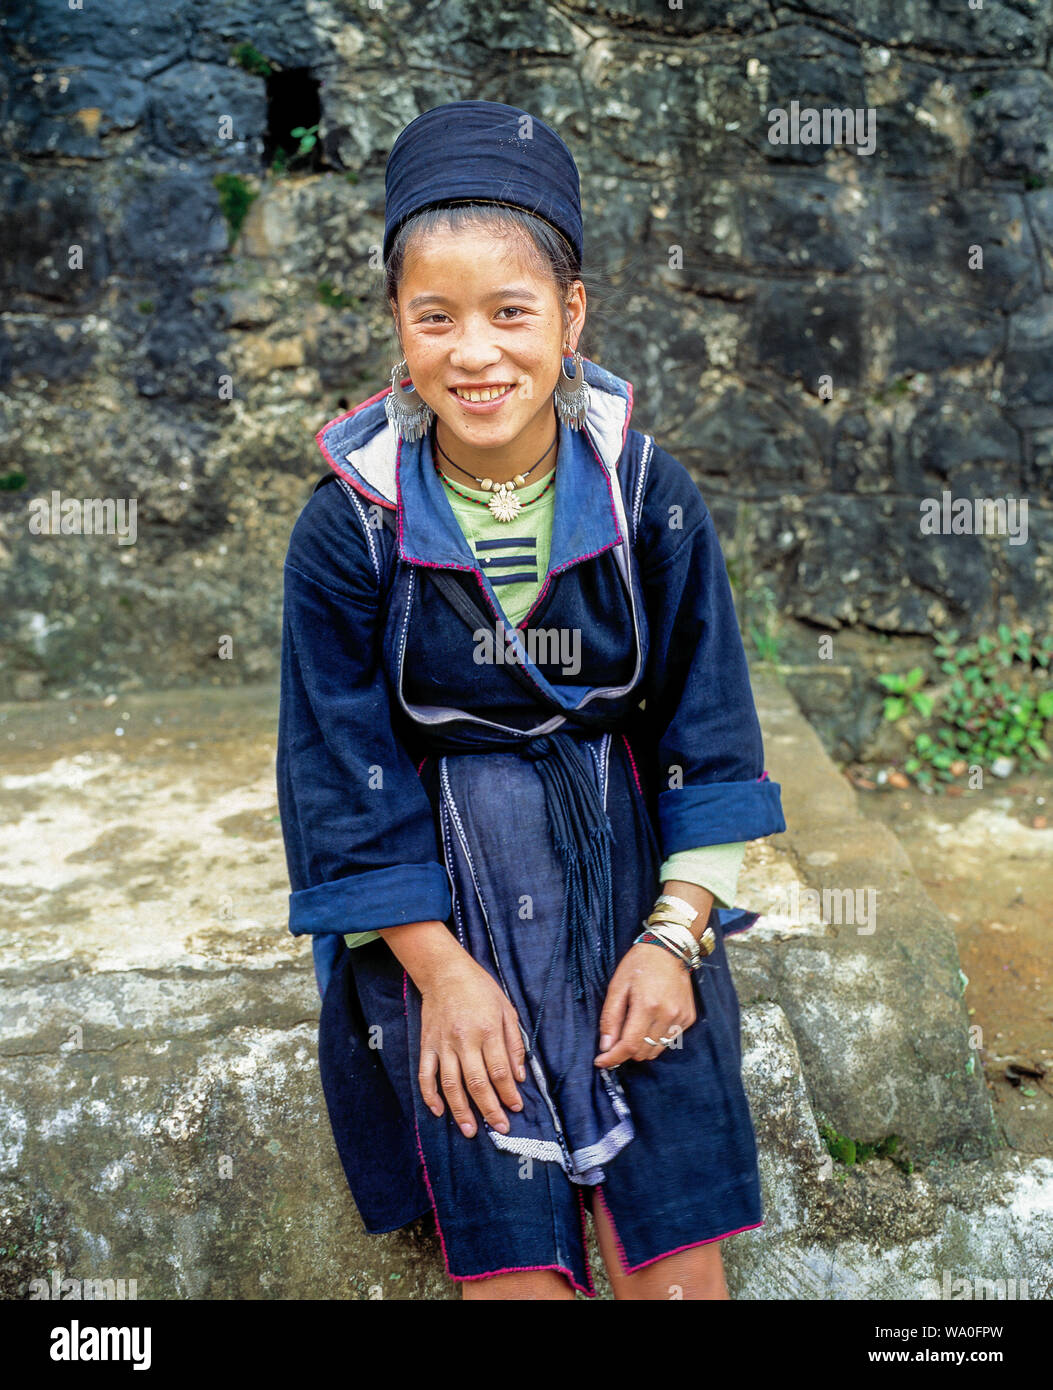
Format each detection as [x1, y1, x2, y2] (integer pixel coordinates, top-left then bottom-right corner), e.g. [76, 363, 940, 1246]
[389, 221, 586, 477]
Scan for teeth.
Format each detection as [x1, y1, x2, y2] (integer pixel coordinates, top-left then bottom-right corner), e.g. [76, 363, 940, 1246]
[454, 385, 509, 402]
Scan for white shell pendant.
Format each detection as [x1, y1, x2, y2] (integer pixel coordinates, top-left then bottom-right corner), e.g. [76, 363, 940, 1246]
[488, 485, 522, 522]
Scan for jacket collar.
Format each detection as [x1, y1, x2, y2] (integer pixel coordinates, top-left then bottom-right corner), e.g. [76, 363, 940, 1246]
[315, 358, 634, 575]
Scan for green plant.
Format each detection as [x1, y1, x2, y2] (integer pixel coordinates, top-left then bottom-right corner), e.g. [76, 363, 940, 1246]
[137, 299, 155, 314]
[878, 665, 934, 722]
[747, 582, 781, 663]
[900, 626, 1053, 788]
[0, 471, 27, 491]
[231, 42, 272, 77]
[870, 375, 915, 406]
[726, 501, 781, 661]
[270, 124, 322, 177]
[317, 280, 359, 311]
[212, 173, 258, 246]
[819, 1122, 907, 1171]
[290, 123, 320, 158]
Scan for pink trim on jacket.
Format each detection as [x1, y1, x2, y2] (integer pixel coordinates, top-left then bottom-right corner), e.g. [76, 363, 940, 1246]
[595, 1184, 763, 1275]
[514, 423, 623, 630]
[402, 969, 592, 1298]
[314, 383, 397, 510]
[620, 733, 643, 796]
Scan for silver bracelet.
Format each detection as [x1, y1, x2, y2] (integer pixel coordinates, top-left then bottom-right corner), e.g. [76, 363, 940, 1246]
[634, 930, 695, 970]
[654, 892, 699, 923]
[639, 920, 701, 969]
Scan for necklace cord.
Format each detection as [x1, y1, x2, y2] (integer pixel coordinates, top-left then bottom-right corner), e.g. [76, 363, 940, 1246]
[433, 419, 557, 493]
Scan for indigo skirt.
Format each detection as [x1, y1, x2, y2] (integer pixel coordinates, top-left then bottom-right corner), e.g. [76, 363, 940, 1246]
[344, 733, 763, 1296]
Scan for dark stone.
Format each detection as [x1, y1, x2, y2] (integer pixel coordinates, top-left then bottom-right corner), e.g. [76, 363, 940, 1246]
[0, 0, 1049, 698]
[145, 63, 266, 160]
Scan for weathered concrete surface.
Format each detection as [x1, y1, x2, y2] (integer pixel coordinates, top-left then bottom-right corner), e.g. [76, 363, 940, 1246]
[734, 670, 1000, 1163]
[736, 1002, 1052, 1299]
[0, 676, 1049, 1300]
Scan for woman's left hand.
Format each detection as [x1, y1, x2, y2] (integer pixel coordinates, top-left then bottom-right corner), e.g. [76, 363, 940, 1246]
[593, 942, 697, 1068]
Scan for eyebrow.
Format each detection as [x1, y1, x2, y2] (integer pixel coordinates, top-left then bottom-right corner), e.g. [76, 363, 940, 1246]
[406, 286, 543, 311]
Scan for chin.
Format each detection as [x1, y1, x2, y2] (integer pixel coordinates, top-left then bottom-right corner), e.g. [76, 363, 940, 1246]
[441, 412, 523, 444]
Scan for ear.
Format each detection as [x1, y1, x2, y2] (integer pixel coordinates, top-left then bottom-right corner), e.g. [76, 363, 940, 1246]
[564, 281, 587, 351]
[388, 298, 404, 353]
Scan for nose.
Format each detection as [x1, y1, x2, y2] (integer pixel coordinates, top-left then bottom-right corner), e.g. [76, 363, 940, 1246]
[448, 316, 504, 373]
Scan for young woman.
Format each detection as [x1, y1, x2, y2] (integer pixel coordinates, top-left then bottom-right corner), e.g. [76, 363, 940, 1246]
[277, 100, 785, 1301]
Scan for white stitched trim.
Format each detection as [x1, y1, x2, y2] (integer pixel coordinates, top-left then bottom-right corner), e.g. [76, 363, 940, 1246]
[334, 475, 382, 584]
[438, 760, 518, 1002]
[438, 785, 467, 951]
[487, 1117, 635, 1185]
[631, 434, 652, 546]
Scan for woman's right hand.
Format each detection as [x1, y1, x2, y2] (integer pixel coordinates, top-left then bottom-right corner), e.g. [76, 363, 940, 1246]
[417, 955, 527, 1138]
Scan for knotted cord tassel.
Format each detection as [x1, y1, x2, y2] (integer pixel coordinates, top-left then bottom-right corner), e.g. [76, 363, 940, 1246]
[519, 733, 616, 1003]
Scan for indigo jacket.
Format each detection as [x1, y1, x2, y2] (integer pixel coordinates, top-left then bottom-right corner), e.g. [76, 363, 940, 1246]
[276, 358, 786, 1231]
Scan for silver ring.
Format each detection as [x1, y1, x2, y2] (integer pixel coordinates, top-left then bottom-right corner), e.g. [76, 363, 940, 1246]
[644, 1035, 672, 1048]
[643, 1036, 660, 1047]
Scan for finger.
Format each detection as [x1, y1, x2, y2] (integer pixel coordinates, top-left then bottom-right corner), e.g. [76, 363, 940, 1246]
[418, 1046, 444, 1116]
[595, 999, 654, 1069]
[480, 1022, 523, 1114]
[503, 1010, 528, 1089]
[596, 978, 630, 1059]
[633, 1015, 667, 1063]
[439, 1050, 478, 1137]
[458, 1046, 510, 1135]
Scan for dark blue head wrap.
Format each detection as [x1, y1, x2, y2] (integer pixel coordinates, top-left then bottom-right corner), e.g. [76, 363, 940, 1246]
[383, 100, 583, 270]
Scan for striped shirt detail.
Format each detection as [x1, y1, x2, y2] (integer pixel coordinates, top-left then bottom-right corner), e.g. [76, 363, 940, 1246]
[474, 535, 537, 586]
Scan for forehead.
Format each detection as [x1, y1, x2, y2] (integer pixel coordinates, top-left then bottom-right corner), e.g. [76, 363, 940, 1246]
[399, 221, 549, 284]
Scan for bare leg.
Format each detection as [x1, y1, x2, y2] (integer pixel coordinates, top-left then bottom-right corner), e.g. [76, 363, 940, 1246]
[591, 1191, 730, 1301]
[460, 1269, 577, 1300]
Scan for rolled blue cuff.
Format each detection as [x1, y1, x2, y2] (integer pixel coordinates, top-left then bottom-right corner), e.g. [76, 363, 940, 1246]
[658, 778, 786, 856]
[715, 907, 761, 938]
[288, 862, 452, 936]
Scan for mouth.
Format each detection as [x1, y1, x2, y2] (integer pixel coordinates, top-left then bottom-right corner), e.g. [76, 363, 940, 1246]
[448, 383, 516, 410]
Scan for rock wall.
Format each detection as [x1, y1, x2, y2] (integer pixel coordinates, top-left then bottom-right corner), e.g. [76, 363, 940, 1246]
[1, 0, 1051, 699]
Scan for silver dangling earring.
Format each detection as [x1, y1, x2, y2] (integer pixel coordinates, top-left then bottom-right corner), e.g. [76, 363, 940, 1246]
[384, 357, 434, 442]
[553, 346, 589, 430]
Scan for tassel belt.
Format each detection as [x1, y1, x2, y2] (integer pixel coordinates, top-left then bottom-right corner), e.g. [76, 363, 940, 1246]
[516, 731, 616, 1013]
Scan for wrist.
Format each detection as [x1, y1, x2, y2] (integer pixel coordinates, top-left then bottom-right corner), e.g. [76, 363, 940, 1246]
[659, 880, 714, 942]
[378, 920, 466, 992]
[634, 931, 694, 971]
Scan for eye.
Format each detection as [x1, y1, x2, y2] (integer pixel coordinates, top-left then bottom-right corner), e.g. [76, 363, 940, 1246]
[418, 312, 450, 324]
[497, 306, 526, 319]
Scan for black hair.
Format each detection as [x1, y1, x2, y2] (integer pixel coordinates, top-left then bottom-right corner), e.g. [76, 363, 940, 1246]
[384, 201, 593, 356]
